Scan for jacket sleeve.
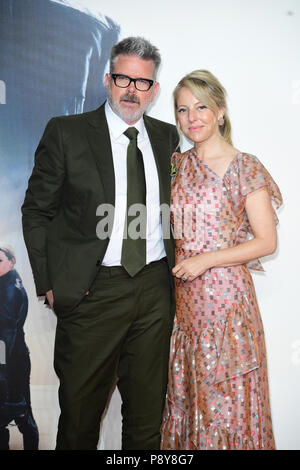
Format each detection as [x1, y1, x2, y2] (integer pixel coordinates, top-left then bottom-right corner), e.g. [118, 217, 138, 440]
[171, 124, 180, 154]
[21, 118, 66, 296]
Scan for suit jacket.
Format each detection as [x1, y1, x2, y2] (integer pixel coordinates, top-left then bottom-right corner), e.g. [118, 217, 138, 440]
[22, 103, 179, 313]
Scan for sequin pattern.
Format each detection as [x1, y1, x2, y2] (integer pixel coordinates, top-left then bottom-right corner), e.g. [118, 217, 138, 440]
[161, 150, 282, 450]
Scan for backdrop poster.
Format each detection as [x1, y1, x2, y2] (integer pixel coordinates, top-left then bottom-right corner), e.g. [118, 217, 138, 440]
[0, 0, 120, 450]
[0, 0, 300, 451]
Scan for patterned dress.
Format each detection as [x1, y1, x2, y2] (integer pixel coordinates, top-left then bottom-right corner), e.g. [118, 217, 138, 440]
[161, 149, 282, 450]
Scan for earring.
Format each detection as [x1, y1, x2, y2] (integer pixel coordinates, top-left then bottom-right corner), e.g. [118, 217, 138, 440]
[218, 116, 224, 126]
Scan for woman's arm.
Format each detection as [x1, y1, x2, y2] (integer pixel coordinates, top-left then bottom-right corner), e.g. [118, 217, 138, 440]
[173, 188, 277, 281]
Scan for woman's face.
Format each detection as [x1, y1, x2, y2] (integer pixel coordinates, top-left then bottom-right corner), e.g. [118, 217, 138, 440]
[176, 86, 223, 144]
[0, 250, 15, 277]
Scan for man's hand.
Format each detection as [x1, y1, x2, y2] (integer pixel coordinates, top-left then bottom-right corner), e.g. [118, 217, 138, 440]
[46, 289, 90, 312]
[46, 289, 54, 310]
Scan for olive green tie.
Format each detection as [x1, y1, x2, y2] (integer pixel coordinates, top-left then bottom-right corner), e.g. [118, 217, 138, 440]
[121, 127, 147, 277]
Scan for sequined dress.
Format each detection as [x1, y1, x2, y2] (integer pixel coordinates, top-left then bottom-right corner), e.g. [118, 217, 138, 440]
[161, 149, 282, 450]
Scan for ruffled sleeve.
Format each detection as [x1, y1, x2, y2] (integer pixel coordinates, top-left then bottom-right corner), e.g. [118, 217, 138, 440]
[239, 153, 282, 212]
[224, 153, 283, 271]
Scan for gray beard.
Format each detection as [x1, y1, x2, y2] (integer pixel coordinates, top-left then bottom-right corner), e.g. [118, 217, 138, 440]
[106, 88, 151, 124]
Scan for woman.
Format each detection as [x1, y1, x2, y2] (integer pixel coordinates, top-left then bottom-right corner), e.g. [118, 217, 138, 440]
[161, 70, 282, 450]
[0, 246, 39, 450]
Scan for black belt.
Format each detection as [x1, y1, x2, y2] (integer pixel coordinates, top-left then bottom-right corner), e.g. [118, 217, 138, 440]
[97, 257, 168, 279]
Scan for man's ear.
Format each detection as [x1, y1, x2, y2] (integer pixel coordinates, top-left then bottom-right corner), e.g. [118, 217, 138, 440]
[104, 73, 110, 92]
[151, 81, 160, 102]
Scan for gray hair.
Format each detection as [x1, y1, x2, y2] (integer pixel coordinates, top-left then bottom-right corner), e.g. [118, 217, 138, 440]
[109, 36, 161, 78]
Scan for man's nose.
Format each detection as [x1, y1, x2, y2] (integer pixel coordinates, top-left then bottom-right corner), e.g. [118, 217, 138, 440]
[128, 80, 136, 93]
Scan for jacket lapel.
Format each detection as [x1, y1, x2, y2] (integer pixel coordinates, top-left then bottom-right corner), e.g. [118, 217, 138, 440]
[86, 107, 172, 208]
[87, 103, 115, 207]
[144, 116, 171, 206]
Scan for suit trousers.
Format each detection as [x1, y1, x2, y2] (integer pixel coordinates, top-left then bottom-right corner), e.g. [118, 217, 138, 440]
[54, 258, 173, 450]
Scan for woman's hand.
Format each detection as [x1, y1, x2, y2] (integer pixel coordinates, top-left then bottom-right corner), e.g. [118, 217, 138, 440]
[172, 252, 214, 281]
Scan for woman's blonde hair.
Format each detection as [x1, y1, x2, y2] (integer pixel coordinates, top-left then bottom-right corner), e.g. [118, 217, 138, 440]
[173, 69, 233, 146]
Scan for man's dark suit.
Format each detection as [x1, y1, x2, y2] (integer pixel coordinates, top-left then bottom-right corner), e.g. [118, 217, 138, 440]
[22, 103, 178, 449]
[22, 103, 177, 311]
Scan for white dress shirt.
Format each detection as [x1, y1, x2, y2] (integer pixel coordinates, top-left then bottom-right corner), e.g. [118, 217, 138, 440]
[101, 101, 166, 266]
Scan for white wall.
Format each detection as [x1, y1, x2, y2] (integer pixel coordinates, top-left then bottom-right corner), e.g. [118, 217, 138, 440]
[88, 0, 300, 450]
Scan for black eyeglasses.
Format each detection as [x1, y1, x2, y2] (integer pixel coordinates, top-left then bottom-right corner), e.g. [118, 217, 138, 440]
[111, 74, 154, 92]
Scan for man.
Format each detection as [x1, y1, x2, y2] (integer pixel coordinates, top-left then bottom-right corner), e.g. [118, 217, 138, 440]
[22, 36, 178, 450]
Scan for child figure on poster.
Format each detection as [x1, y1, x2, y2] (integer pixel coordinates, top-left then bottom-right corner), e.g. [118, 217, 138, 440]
[0, 246, 38, 450]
